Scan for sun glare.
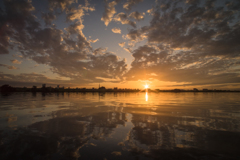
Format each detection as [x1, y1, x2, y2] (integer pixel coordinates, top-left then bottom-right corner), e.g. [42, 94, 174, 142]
[145, 84, 149, 89]
[145, 92, 148, 101]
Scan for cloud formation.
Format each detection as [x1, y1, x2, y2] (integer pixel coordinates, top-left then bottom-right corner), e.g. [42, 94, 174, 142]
[129, 11, 144, 21]
[114, 12, 136, 28]
[101, 0, 120, 26]
[124, 0, 240, 87]
[112, 27, 121, 34]
[0, 64, 17, 70]
[11, 59, 22, 64]
[123, 0, 143, 11]
[0, 0, 127, 86]
[118, 42, 125, 47]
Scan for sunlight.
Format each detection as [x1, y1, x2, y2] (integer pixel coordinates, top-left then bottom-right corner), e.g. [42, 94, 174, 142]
[145, 84, 149, 89]
[145, 92, 148, 101]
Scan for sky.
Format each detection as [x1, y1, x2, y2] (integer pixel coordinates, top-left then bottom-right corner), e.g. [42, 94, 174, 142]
[0, 0, 240, 90]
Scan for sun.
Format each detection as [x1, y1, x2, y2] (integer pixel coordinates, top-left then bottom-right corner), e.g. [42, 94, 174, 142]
[144, 84, 149, 89]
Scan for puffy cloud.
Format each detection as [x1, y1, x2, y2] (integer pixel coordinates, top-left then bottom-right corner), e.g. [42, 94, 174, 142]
[64, 22, 84, 35]
[123, 27, 147, 42]
[114, 12, 136, 28]
[0, 0, 39, 54]
[112, 27, 121, 34]
[124, 0, 240, 87]
[101, 0, 120, 26]
[10, 59, 22, 64]
[118, 42, 125, 47]
[0, 0, 127, 86]
[123, 0, 143, 11]
[129, 11, 144, 21]
[0, 64, 17, 70]
[66, 3, 95, 22]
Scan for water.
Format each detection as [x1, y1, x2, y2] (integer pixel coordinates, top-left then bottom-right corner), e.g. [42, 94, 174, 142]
[0, 92, 240, 160]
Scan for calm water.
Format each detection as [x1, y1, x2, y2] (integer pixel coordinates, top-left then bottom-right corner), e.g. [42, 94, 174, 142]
[0, 92, 240, 160]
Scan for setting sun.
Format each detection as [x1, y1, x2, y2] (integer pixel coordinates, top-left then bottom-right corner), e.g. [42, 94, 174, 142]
[145, 84, 149, 89]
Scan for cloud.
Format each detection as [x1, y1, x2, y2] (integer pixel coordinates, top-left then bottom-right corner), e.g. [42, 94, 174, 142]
[0, 0, 127, 86]
[124, 47, 132, 53]
[0, 0, 38, 55]
[112, 27, 121, 34]
[88, 39, 99, 43]
[123, 0, 240, 87]
[66, 3, 95, 22]
[48, 0, 77, 11]
[147, 8, 154, 15]
[10, 59, 22, 64]
[114, 12, 136, 28]
[123, 0, 143, 11]
[111, 151, 122, 156]
[123, 28, 147, 42]
[101, 0, 120, 26]
[0, 72, 71, 87]
[93, 48, 108, 55]
[0, 64, 18, 70]
[1, 0, 240, 89]
[42, 12, 56, 26]
[129, 11, 144, 21]
[118, 42, 125, 47]
[64, 22, 84, 35]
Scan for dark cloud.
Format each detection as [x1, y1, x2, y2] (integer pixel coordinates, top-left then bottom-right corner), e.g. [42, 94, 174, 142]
[0, 0, 127, 85]
[124, 0, 240, 87]
[0, 0, 39, 54]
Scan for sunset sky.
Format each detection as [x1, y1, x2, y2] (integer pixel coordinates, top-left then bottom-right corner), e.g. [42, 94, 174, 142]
[0, 0, 240, 89]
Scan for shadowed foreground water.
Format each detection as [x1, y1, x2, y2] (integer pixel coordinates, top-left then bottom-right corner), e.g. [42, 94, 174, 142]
[0, 92, 240, 160]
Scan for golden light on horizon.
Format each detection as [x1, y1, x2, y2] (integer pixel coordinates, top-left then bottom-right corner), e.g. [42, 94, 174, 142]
[145, 84, 149, 89]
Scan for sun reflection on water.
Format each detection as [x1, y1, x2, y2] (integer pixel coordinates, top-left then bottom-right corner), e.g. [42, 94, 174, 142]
[145, 92, 148, 101]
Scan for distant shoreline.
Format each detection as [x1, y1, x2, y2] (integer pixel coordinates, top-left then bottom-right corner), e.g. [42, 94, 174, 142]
[1, 89, 240, 93]
[1, 84, 240, 93]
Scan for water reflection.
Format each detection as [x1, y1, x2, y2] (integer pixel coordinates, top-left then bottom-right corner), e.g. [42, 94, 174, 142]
[0, 92, 240, 159]
[145, 92, 148, 101]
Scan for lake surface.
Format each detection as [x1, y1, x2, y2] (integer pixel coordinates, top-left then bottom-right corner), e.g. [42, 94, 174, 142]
[0, 92, 240, 160]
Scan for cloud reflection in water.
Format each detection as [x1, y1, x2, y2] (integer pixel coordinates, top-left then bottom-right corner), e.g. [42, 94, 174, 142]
[0, 92, 240, 159]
